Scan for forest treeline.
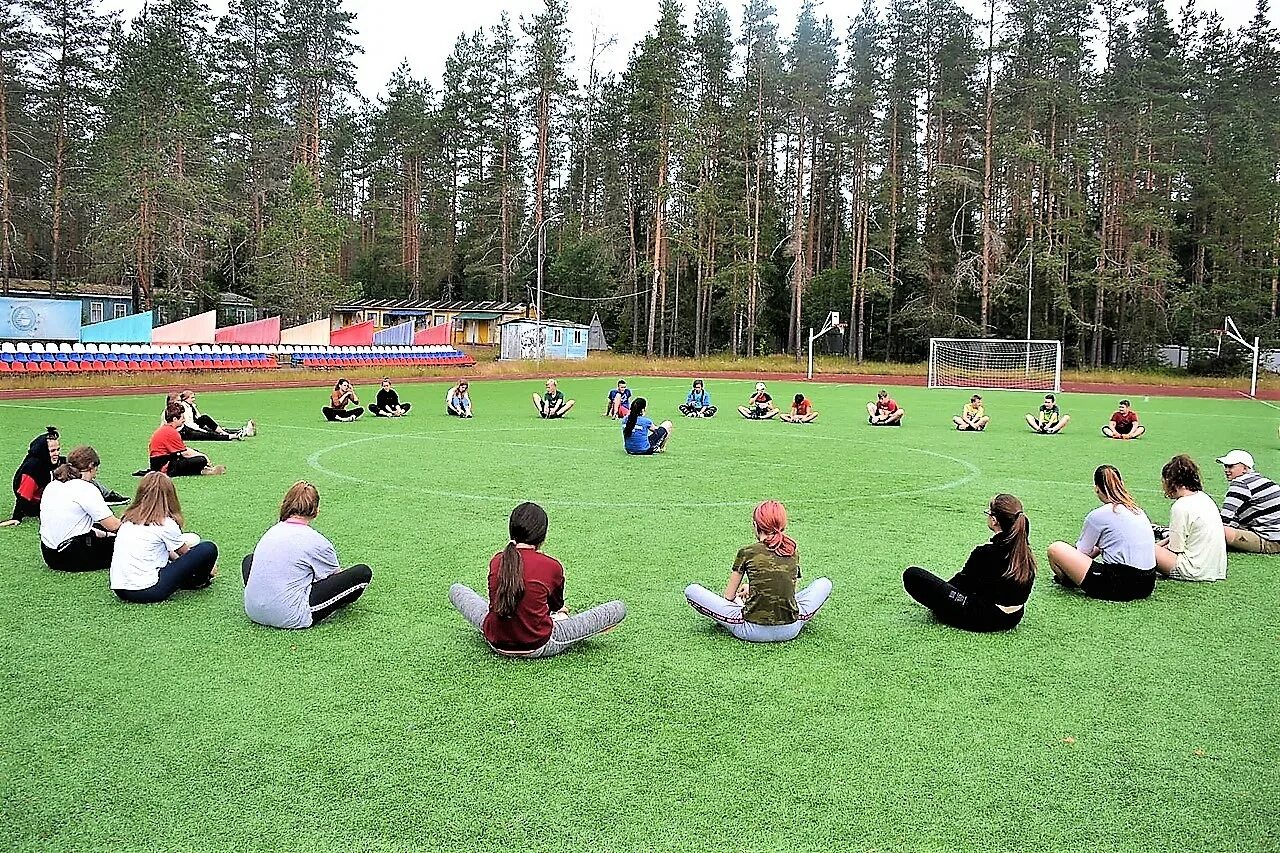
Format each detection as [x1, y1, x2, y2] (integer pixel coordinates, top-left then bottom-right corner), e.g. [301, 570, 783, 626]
[0, 0, 1276, 364]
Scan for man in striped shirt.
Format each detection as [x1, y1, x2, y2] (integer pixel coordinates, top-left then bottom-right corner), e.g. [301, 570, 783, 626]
[1218, 449, 1280, 554]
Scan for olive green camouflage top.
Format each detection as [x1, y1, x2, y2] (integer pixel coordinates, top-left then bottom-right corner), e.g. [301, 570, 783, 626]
[733, 541, 800, 625]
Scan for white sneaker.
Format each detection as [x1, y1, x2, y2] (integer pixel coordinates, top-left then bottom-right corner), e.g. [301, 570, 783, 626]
[242, 419, 256, 437]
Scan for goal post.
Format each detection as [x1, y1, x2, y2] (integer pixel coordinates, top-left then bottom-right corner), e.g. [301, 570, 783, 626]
[1221, 315, 1261, 398]
[928, 338, 1063, 391]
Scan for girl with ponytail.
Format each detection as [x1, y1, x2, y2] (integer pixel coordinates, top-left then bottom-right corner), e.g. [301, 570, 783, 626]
[903, 494, 1036, 632]
[622, 398, 673, 455]
[37, 445, 121, 573]
[1046, 465, 1157, 601]
[450, 502, 626, 658]
[684, 500, 833, 642]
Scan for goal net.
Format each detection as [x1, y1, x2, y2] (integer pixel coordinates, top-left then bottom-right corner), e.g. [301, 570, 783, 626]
[929, 338, 1062, 391]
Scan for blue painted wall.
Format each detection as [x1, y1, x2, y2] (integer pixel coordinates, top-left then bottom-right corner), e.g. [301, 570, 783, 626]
[80, 312, 153, 343]
[0, 296, 83, 340]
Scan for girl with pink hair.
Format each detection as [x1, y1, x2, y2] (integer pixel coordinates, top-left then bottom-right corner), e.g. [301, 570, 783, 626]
[683, 500, 833, 642]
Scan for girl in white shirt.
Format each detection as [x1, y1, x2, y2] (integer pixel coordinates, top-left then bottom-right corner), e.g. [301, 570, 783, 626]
[39, 446, 120, 572]
[110, 472, 218, 604]
[1155, 455, 1228, 581]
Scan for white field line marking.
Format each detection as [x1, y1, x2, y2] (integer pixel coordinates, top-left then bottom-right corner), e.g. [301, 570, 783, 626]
[304, 433, 981, 509]
[1237, 391, 1280, 412]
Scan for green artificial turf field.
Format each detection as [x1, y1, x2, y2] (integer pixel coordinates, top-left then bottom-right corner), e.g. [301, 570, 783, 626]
[1, 377, 1277, 853]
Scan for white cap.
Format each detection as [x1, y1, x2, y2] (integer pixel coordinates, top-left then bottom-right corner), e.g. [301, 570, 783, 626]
[755, 382, 766, 391]
[1216, 450, 1255, 468]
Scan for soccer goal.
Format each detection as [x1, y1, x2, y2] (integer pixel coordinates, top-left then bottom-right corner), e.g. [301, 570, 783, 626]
[928, 338, 1063, 391]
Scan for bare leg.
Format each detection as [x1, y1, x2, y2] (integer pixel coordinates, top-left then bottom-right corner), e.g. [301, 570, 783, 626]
[1050, 414, 1070, 433]
[1130, 425, 1146, 438]
[738, 406, 753, 418]
[953, 416, 968, 430]
[1154, 544, 1178, 577]
[1047, 541, 1092, 586]
[1025, 414, 1041, 431]
[976, 416, 989, 430]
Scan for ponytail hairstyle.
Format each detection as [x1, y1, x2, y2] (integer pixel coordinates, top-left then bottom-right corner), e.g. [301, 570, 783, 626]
[493, 502, 549, 619]
[989, 493, 1036, 584]
[1094, 464, 1139, 513]
[623, 397, 648, 438]
[1161, 455, 1203, 498]
[52, 446, 101, 483]
[753, 500, 798, 558]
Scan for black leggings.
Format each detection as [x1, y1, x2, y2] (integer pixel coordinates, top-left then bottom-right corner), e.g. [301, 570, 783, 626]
[903, 567, 1023, 632]
[323, 406, 364, 421]
[152, 453, 209, 477]
[41, 532, 116, 572]
[241, 555, 372, 625]
[182, 415, 235, 441]
[370, 403, 411, 416]
[11, 495, 39, 522]
[115, 541, 218, 603]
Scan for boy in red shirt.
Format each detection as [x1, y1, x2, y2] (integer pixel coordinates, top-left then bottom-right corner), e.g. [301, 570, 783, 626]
[867, 389, 905, 425]
[149, 405, 226, 476]
[1103, 399, 1145, 440]
[781, 393, 818, 423]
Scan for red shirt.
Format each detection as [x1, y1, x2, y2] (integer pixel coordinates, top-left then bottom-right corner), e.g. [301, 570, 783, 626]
[482, 549, 565, 652]
[876, 398, 899, 414]
[1111, 410, 1139, 431]
[148, 424, 187, 473]
[793, 398, 812, 415]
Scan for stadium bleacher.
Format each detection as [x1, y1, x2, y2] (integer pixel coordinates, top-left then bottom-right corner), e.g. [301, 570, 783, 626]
[0, 343, 475, 373]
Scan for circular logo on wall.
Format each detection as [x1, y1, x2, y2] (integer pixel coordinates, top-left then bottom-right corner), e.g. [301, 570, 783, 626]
[10, 304, 38, 333]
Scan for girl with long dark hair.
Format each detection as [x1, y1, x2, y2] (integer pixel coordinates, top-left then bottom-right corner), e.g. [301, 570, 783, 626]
[903, 494, 1035, 632]
[323, 379, 363, 422]
[449, 502, 626, 658]
[684, 500, 833, 642]
[622, 398, 672, 455]
[38, 446, 121, 572]
[1046, 465, 1157, 601]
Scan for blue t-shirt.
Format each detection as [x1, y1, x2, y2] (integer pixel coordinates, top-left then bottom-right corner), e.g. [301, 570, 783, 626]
[686, 389, 711, 408]
[609, 388, 632, 405]
[623, 416, 653, 453]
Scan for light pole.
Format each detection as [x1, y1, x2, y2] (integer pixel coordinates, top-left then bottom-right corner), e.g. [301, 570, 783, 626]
[535, 212, 563, 358]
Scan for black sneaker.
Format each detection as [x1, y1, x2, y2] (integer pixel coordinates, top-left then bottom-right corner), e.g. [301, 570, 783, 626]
[102, 490, 129, 505]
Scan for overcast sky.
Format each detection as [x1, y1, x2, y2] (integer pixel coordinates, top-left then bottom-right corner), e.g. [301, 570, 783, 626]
[106, 0, 1269, 100]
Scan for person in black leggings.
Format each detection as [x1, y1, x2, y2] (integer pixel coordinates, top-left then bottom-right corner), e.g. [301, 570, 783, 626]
[323, 379, 364, 422]
[903, 493, 1035, 632]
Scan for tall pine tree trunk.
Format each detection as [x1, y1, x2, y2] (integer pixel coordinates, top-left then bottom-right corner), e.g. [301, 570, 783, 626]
[979, 0, 996, 332]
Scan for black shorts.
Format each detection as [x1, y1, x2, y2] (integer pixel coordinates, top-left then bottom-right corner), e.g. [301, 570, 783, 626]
[1080, 562, 1156, 602]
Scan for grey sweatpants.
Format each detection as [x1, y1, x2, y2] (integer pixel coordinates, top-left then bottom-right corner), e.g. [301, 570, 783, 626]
[449, 583, 626, 658]
[684, 578, 833, 642]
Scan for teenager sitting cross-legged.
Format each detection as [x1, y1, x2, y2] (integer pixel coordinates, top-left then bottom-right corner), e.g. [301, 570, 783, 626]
[38, 446, 121, 573]
[679, 379, 717, 418]
[684, 500, 832, 642]
[903, 494, 1034, 632]
[449, 502, 626, 658]
[323, 379, 364, 422]
[243, 481, 373, 629]
[369, 378, 412, 417]
[622, 397, 672, 455]
[110, 472, 218, 604]
[532, 379, 575, 419]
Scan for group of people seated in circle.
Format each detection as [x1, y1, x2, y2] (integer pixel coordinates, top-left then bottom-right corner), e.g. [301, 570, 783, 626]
[736, 382, 819, 423]
[948, 392, 1140, 438]
[6, 388, 1279, 651]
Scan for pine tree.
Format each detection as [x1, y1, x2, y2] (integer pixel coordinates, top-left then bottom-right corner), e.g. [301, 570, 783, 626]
[0, 0, 29, 290]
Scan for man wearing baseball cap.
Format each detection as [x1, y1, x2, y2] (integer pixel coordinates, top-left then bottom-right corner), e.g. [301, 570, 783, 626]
[1218, 450, 1280, 554]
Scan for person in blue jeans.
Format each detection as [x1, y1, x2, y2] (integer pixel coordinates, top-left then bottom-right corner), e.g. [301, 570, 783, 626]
[679, 379, 717, 418]
[622, 398, 672, 455]
[109, 472, 218, 604]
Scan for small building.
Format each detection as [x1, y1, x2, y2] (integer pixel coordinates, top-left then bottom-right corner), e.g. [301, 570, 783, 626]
[332, 299, 531, 348]
[499, 318, 590, 361]
[1, 279, 264, 327]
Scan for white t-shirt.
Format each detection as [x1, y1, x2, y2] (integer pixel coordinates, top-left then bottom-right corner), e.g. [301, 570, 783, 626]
[1168, 491, 1228, 581]
[110, 518, 185, 591]
[39, 478, 113, 548]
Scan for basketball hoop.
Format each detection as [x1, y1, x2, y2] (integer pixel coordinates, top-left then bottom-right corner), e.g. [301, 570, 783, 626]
[807, 312, 843, 380]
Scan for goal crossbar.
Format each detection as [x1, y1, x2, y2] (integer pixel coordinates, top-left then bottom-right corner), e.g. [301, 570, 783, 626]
[929, 338, 1063, 392]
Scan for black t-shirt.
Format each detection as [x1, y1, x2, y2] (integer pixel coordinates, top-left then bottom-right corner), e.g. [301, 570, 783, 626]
[949, 536, 1033, 607]
[377, 388, 400, 409]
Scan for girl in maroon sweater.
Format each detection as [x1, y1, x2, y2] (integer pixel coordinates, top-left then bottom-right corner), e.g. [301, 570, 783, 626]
[449, 502, 626, 658]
